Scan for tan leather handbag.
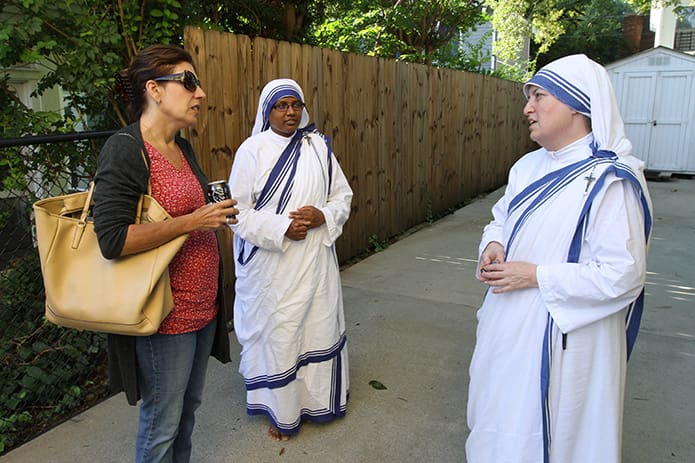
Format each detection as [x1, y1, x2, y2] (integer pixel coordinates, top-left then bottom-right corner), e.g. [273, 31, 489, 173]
[33, 177, 187, 336]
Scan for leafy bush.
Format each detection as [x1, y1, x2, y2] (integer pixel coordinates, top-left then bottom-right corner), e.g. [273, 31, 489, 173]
[0, 252, 108, 454]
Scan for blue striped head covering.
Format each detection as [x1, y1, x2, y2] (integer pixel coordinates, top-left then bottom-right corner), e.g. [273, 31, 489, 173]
[252, 78, 310, 135]
[523, 54, 632, 158]
[524, 63, 591, 117]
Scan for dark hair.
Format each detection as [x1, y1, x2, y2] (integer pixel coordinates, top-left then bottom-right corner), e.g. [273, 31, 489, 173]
[114, 44, 196, 122]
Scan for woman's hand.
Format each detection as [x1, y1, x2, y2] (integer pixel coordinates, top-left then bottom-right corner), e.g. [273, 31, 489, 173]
[189, 198, 238, 231]
[480, 241, 506, 269]
[285, 205, 324, 240]
[478, 241, 538, 293]
[121, 198, 238, 256]
[285, 218, 310, 241]
[288, 206, 325, 230]
[479, 261, 538, 294]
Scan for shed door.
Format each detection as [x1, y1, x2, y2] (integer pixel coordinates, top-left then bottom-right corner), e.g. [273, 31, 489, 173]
[619, 70, 693, 172]
[620, 72, 655, 162]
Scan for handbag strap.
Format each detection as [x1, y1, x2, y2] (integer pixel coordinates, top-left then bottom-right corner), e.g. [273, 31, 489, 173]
[116, 132, 153, 195]
[116, 132, 153, 224]
[80, 182, 96, 223]
[137, 148, 153, 196]
[73, 182, 97, 248]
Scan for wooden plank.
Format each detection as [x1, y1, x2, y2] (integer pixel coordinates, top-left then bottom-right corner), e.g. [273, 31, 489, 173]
[447, 71, 466, 200]
[218, 33, 241, 172]
[412, 63, 429, 226]
[346, 52, 379, 257]
[428, 65, 443, 214]
[205, 30, 228, 182]
[321, 49, 348, 257]
[235, 33, 255, 142]
[398, 62, 413, 232]
[183, 27, 209, 172]
[302, 44, 321, 121]
[378, 57, 398, 241]
[252, 37, 280, 98]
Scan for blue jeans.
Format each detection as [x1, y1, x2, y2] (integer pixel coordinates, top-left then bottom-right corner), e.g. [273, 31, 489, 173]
[135, 320, 216, 463]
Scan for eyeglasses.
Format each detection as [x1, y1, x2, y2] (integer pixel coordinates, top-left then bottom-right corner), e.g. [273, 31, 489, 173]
[153, 70, 201, 92]
[272, 101, 305, 112]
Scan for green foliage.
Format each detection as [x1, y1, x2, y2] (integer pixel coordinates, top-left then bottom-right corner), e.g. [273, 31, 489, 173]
[483, 0, 668, 77]
[0, 252, 107, 454]
[535, 0, 631, 67]
[0, 0, 185, 196]
[0, 75, 63, 138]
[0, 74, 97, 197]
[624, 0, 687, 16]
[0, 0, 193, 129]
[425, 195, 434, 224]
[3, 1, 118, 129]
[431, 24, 493, 72]
[368, 234, 388, 252]
[484, 0, 565, 76]
[180, 0, 327, 42]
[483, 0, 533, 66]
[311, 0, 485, 66]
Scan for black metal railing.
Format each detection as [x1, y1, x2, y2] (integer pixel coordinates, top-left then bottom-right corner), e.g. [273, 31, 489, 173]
[0, 129, 116, 455]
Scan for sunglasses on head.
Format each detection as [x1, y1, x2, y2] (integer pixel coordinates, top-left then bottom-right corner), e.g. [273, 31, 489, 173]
[152, 70, 201, 92]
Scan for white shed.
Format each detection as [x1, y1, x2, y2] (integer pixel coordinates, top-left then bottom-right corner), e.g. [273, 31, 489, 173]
[606, 47, 695, 173]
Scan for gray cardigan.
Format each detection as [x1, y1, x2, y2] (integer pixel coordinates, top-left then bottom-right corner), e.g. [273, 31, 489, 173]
[94, 122, 231, 405]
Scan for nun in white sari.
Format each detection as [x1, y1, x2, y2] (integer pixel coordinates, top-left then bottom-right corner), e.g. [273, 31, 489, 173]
[228, 78, 353, 440]
[466, 55, 652, 463]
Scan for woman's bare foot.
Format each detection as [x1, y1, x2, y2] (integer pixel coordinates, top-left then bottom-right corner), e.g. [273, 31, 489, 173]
[268, 424, 290, 441]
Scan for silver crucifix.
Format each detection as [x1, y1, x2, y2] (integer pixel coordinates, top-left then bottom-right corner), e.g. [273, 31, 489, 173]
[584, 171, 596, 194]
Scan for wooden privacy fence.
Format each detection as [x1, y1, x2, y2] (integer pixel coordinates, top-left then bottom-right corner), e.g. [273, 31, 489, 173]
[182, 26, 535, 275]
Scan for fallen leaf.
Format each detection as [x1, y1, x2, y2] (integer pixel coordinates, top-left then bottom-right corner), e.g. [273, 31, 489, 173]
[369, 379, 387, 390]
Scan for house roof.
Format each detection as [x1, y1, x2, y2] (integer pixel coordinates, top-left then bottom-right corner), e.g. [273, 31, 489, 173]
[605, 46, 695, 70]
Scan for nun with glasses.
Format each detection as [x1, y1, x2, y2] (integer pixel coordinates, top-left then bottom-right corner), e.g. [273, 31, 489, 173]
[466, 55, 652, 463]
[227, 78, 353, 441]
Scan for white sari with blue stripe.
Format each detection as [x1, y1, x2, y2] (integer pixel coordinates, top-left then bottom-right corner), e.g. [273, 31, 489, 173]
[466, 133, 651, 463]
[228, 126, 353, 435]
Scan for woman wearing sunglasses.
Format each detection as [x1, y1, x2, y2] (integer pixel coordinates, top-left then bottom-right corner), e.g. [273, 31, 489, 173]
[93, 44, 238, 462]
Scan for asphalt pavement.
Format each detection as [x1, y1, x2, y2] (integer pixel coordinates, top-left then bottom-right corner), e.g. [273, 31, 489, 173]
[2, 176, 693, 463]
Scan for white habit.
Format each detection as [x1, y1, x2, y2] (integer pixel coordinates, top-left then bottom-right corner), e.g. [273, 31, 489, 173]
[466, 133, 650, 462]
[229, 103, 353, 434]
[466, 54, 652, 463]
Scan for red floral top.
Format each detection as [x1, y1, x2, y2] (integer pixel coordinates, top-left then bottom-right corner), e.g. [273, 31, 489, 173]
[145, 141, 219, 334]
